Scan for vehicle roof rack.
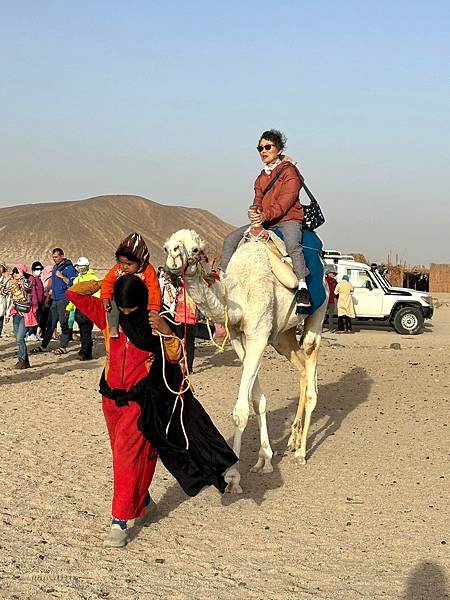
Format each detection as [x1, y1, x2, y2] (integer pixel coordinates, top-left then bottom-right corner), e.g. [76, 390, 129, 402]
[323, 250, 355, 262]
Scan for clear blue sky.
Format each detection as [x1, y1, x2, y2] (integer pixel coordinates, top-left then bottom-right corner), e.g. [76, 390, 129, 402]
[1, 1, 449, 264]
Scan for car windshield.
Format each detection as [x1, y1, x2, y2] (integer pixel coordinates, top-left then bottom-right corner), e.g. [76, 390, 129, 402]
[346, 269, 377, 288]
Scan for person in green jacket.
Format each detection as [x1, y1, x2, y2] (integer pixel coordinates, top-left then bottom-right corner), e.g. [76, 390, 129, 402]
[66, 257, 99, 360]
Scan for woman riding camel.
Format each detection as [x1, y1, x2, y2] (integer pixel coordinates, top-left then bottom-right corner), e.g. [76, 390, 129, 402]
[66, 275, 237, 548]
[221, 129, 310, 308]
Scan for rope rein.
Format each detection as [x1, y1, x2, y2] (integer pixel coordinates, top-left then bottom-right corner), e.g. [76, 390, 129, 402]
[157, 243, 233, 448]
[154, 329, 191, 450]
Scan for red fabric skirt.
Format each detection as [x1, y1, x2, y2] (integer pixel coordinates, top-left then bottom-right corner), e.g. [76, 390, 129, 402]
[102, 397, 157, 521]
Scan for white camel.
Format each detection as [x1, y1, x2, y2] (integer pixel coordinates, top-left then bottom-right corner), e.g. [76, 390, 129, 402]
[164, 228, 328, 493]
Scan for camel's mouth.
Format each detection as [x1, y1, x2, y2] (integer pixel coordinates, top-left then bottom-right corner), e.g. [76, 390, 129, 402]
[165, 247, 199, 276]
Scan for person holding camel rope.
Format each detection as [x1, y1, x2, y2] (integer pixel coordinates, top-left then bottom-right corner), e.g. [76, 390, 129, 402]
[67, 275, 237, 547]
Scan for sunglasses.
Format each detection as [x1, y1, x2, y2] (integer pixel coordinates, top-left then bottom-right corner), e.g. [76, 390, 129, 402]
[256, 144, 275, 152]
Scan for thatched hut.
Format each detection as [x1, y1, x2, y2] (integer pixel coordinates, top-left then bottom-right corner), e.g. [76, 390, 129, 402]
[429, 264, 450, 293]
[382, 263, 430, 291]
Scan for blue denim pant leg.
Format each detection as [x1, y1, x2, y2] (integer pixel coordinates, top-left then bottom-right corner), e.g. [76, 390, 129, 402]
[13, 314, 28, 359]
[273, 220, 309, 280]
[220, 224, 250, 271]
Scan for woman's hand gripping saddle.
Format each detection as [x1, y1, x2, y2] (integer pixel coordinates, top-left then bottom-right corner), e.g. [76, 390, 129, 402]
[237, 223, 298, 290]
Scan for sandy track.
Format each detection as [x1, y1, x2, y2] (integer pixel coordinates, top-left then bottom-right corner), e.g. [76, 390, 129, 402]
[0, 304, 449, 599]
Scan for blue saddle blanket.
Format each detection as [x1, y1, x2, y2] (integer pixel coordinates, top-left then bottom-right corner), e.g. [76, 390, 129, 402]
[269, 228, 326, 316]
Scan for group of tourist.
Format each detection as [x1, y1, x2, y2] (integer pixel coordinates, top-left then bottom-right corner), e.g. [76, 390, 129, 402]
[0, 236, 209, 372]
[0, 250, 98, 367]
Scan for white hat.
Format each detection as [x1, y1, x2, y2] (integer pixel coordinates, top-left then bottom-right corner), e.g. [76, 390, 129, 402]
[76, 256, 90, 266]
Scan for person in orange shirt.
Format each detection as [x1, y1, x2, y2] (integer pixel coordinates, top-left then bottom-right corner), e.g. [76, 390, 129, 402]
[101, 233, 161, 338]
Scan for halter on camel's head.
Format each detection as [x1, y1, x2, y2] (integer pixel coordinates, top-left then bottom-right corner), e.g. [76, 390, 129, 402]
[164, 229, 206, 276]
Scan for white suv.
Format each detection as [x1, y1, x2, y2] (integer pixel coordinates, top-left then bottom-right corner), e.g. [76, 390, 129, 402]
[324, 253, 433, 335]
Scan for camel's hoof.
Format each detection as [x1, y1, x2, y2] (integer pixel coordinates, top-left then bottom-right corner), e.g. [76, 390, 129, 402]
[294, 454, 306, 465]
[250, 458, 263, 473]
[260, 464, 274, 474]
[226, 483, 243, 494]
[250, 464, 273, 474]
[224, 468, 242, 494]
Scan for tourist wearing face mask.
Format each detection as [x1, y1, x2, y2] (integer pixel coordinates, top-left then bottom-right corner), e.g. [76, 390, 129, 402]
[25, 261, 45, 341]
[65, 257, 99, 361]
[1, 264, 33, 368]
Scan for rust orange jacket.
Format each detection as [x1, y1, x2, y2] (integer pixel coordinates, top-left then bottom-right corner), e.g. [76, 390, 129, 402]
[67, 280, 181, 391]
[254, 161, 304, 225]
[101, 263, 161, 312]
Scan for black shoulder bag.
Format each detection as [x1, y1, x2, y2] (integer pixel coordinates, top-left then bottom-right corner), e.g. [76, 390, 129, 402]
[302, 182, 326, 231]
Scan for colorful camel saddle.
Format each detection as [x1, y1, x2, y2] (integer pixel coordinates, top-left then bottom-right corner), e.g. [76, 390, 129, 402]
[239, 226, 326, 316]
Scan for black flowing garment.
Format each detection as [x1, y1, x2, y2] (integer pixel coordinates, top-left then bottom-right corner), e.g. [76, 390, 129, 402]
[100, 275, 237, 496]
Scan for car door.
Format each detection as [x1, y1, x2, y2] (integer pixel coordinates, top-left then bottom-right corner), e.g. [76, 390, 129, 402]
[346, 268, 385, 317]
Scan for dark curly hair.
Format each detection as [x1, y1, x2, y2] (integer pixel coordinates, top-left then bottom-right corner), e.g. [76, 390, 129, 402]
[259, 129, 287, 151]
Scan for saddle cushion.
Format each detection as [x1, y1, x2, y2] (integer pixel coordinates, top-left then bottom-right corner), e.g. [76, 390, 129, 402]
[270, 227, 327, 316]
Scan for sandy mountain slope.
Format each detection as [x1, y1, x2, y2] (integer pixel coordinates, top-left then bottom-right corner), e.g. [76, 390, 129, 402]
[0, 195, 234, 270]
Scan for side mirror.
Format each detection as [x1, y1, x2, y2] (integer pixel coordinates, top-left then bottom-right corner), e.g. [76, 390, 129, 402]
[365, 280, 373, 291]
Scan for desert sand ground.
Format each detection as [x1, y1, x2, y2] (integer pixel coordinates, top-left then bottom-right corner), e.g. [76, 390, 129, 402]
[0, 299, 449, 600]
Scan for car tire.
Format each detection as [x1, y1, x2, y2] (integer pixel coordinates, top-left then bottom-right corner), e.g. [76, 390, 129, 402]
[392, 306, 424, 335]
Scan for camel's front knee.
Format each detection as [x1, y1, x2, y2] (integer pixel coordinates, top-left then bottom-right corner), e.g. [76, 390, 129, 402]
[232, 403, 249, 431]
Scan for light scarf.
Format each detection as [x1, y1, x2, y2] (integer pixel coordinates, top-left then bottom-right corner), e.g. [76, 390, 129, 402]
[264, 157, 282, 175]
[264, 154, 300, 174]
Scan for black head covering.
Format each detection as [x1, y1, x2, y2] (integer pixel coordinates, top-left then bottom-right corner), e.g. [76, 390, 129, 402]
[113, 275, 160, 353]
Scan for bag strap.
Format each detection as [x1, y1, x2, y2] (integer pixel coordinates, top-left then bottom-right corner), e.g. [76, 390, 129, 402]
[262, 165, 289, 196]
[302, 182, 317, 205]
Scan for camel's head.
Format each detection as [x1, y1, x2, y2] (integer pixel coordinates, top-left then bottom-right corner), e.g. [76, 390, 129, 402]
[164, 229, 206, 276]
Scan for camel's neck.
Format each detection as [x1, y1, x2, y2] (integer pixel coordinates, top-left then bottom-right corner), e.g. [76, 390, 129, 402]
[184, 274, 230, 325]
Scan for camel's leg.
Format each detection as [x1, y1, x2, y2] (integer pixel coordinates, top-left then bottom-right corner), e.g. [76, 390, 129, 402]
[223, 335, 246, 494]
[288, 374, 307, 453]
[249, 376, 273, 474]
[224, 334, 268, 493]
[294, 328, 321, 464]
[272, 327, 306, 454]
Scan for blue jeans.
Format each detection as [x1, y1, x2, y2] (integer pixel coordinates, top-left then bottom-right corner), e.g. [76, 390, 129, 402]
[13, 314, 28, 359]
[42, 298, 71, 349]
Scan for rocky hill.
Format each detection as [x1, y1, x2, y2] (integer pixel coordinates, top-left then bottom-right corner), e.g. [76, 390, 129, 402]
[0, 195, 234, 273]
